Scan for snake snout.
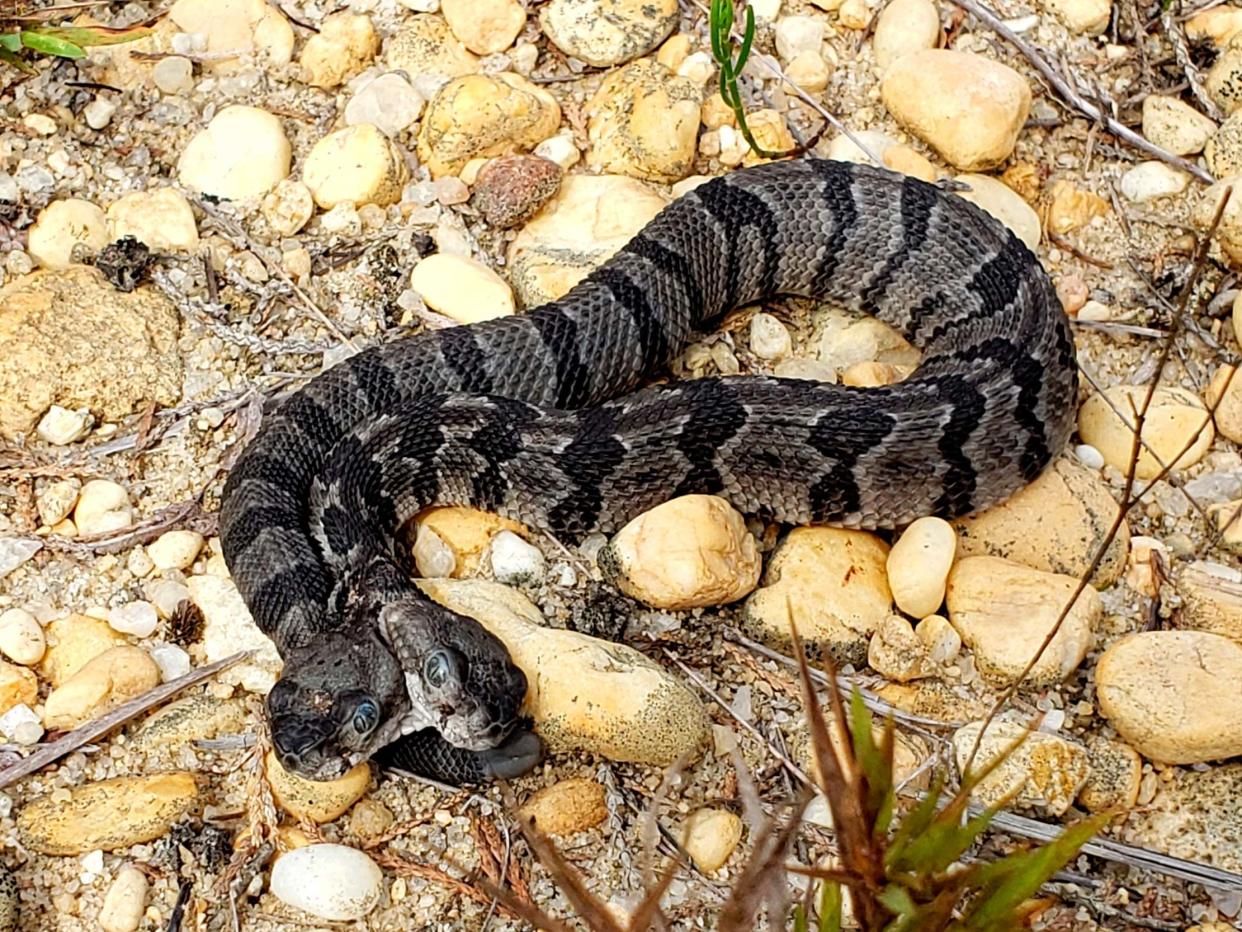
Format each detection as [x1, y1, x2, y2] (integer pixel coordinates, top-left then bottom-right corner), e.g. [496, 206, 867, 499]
[272, 716, 345, 779]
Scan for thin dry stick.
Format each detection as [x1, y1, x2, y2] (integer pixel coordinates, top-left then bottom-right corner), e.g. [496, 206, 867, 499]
[0, 650, 253, 789]
[964, 186, 1235, 776]
[945, 0, 1214, 184]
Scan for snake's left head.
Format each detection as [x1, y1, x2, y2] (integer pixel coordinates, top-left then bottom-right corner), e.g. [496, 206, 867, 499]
[266, 627, 409, 781]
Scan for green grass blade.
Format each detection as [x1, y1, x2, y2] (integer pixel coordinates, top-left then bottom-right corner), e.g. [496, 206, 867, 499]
[735, 4, 757, 72]
[35, 24, 153, 48]
[0, 44, 34, 73]
[0, 34, 21, 53]
[20, 30, 85, 58]
[817, 880, 843, 932]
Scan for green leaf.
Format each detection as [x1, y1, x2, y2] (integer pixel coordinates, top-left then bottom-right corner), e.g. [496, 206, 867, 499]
[735, 4, 756, 72]
[19, 30, 85, 59]
[817, 880, 843, 932]
[0, 33, 21, 53]
[957, 816, 1105, 931]
[793, 903, 810, 932]
[33, 24, 153, 49]
[850, 690, 895, 836]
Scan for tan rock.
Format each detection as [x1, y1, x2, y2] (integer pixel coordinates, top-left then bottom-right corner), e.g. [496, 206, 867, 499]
[945, 556, 1099, 686]
[876, 679, 990, 723]
[954, 173, 1041, 252]
[1078, 384, 1213, 480]
[347, 799, 394, 844]
[298, 12, 378, 89]
[73, 479, 133, 537]
[1208, 36, 1242, 116]
[418, 578, 710, 764]
[1188, 5, 1242, 46]
[1077, 737, 1142, 812]
[417, 73, 560, 178]
[952, 719, 1090, 816]
[385, 14, 479, 80]
[783, 50, 832, 93]
[261, 179, 314, 237]
[518, 778, 608, 836]
[27, 199, 108, 270]
[303, 124, 409, 209]
[740, 109, 799, 167]
[886, 516, 956, 618]
[1207, 363, 1242, 444]
[1039, 0, 1111, 34]
[872, 0, 941, 72]
[586, 59, 701, 183]
[134, 693, 248, 749]
[1043, 179, 1109, 234]
[177, 105, 291, 200]
[188, 574, 282, 694]
[743, 528, 892, 664]
[1174, 560, 1242, 643]
[409, 253, 515, 323]
[1124, 764, 1242, 874]
[1195, 173, 1242, 264]
[540, 0, 679, 67]
[17, 772, 199, 855]
[168, 0, 293, 73]
[680, 808, 743, 874]
[98, 865, 148, 932]
[1141, 95, 1217, 156]
[600, 495, 761, 610]
[265, 751, 371, 823]
[0, 662, 37, 717]
[39, 613, 127, 687]
[953, 457, 1129, 588]
[881, 49, 1030, 171]
[146, 530, 204, 571]
[1208, 111, 1242, 178]
[882, 145, 937, 182]
[443, 0, 526, 55]
[104, 187, 199, 253]
[414, 507, 529, 577]
[43, 646, 161, 730]
[506, 174, 666, 307]
[868, 613, 939, 682]
[1097, 630, 1242, 763]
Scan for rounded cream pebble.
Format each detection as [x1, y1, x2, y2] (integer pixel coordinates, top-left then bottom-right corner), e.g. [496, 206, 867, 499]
[27, 199, 109, 270]
[73, 480, 133, 537]
[177, 105, 292, 200]
[886, 517, 957, 618]
[36, 405, 93, 445]
[107, 602, 159, 638]
[146, 530, 205, 571]
[489, 530, 545, 584]
[749, 312, 792, 360]
[680, 808, 743, 874]
[1078, 385, 1214, 479]
[303, 124, 410, 209]
[914, 613, 960, 663]
[872, 0, 941, 72]
[270, 844, 383, 921]
[105, 187, 200, 252]
[0, 609, 45, 666]
[410, 253, 516, 323]
[98, 865, 148, 932]
[601, 495, 761, 610]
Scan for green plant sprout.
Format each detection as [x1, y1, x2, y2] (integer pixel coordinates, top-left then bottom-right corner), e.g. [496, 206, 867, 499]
[709, 0, 799, 160]
[1, 15, 151, 74]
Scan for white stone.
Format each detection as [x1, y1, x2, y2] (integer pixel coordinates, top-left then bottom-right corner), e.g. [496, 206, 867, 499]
[98, 865, 148, 932]
[105, 188, 200, 252]
[187, 575, 282, 693]
[303, 124, 409, 209]
[147, 530, 205, 571]
[0, 539, 41, 579]
[73, 480, 133, 537]
[0, 609, 45, 666]
[1075, 443, 1105, 469]
[749, 312, 792, 360]
[774, 15, 825, 61]
[270, 844, 384, 921]
[344, 72, 424, 137]
[752, 0, 782, 21]
[83, 97, 118, 130]
[413, 524, 456, 578]
[153, 56, 194, 95]
[27, 199, 109, 270]
[36, 478, 81, 527]
[148, 643, 192, 682]
[534, 132, 581, 169]
[490, 530, 546, 584]
[1142, 95, 1217, 155]
[36, 405, 92, 445]
[410, 253, 516, 323]
[1120, 161, 1191, 203]
[107, 602, 159, 639]
[872, 0, 941, 72]
[0, 703, 43, 745]
[178, 105, 292, 200]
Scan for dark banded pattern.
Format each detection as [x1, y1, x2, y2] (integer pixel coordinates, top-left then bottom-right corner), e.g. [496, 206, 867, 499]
[218, 160, 1078, 785]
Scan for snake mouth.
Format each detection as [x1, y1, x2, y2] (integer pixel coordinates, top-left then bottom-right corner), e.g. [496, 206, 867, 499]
[271, 714, 351, 781]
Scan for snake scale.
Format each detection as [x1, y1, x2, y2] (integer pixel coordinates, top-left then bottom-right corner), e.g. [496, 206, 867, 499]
[218, 159, 1078, 785]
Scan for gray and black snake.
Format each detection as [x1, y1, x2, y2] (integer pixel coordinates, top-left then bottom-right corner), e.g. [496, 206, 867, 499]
[218, 159, 1078, 785]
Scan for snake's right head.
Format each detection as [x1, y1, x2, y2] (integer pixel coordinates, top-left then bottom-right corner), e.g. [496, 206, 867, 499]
[266, 627, 410, 781]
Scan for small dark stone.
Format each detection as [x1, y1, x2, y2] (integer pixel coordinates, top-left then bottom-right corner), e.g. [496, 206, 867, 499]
[471, 155, 563, 229]
[94, 236, 153, 292]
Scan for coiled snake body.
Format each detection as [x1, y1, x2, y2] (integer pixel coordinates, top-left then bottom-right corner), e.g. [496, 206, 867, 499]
[219, 160, 1078, 784]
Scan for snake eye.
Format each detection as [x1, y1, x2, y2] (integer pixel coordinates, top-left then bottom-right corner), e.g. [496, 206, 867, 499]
[424, 650, 454, 689]
[351, 698, 379, 736]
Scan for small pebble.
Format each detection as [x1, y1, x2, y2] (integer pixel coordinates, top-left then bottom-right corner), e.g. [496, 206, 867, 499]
[153, 56, 194, 95]
[886, 517, 956, 618]
[0, 608, 45, 666]
[148, 644, 191, 682]
[146, 530, 204, 571]
[270, 844, 384, 921]
[680, 808, 743, 874]
[107, 602, 159, 638]
[519, 778, 608, 836]
[98, 865, 148, 932]
[1075, 443, 1105, 469]
[0, 704, 44, 745]
[410, 253, 515, 323]
[42, 646, 161, 730]
[749, 312, 792, 360]
[36, 406, 93, 445]
[472, 155, 563, 228]
[83, 97, 118, 130]
[73, 480, 133, 537]
[490, 530, 545, 584]
[265, 751, 371, 823]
